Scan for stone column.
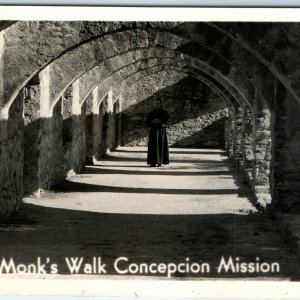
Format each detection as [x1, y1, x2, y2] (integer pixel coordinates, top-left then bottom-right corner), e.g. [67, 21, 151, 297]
[115, 99, 122, 148]
[0, 90, 24, 216]
[0, 31, 4, 113]
[92, 86, 104, 161]
[272, 81, 300, 212]
[242, 105, 254, 182]
[71, 80, 86, 173]
[99, 95, 108, 157]
[106, 90, 116, 152]
[38, 66, 64, 192]
[23, 76, 41, 195]
[225, 107, 235, 158]
[111, 102, 117, 150]
[0, 31, 16, 215]
[85, 94, 93, 165]
[252, 91, 272, 207]
[62, 86, 73, 177]
[235, 106, 243, 166]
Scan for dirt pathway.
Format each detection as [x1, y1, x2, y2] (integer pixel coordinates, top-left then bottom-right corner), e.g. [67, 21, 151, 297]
[1, 147, 299, 279]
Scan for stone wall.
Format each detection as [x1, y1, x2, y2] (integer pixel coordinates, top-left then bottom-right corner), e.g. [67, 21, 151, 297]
[170, 112, 226, 148]
[274, 87, 300, 212]
[120, 77, 229, 148]
[23, 78, 41, 195]
[1, 21, 300, 217]
[0, 92, 23, 216]
[39, 100, 64, 191]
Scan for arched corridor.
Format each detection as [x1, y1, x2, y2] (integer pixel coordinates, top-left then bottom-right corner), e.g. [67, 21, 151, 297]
[3, 147, 299, 279]
[25, 147, 255, 214]
[1, 20, 300, 279]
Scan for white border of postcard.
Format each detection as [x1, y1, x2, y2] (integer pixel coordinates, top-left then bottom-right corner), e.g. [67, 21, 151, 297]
[1, 6, 300, 298]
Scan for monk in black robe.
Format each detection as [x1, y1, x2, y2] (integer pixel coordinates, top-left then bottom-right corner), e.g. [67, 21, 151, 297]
[146, 99, 169, 167]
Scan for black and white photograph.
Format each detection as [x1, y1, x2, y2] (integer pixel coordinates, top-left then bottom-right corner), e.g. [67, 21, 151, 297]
[0, 6, 300, 298]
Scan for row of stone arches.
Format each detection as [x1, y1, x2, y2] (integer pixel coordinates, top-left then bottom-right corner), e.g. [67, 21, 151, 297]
[0, 21, 300, 217]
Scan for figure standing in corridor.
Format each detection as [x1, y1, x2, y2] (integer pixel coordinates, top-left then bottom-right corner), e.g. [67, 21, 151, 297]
[145, 97, 169, 167]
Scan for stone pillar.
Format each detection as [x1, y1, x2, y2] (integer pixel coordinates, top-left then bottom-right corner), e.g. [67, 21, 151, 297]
[0, 31, 4, 112]
[85, 94, 93, 165]
[235, 106, 243, 166]
[80, 102, 87, 169]
[113, 102, 117, 149]
[62, 86, 73, 177]
[225, 107, 235, 158]
[0, 33, 16, 214]
[252, 91, 272, 207]
[272, 82, 300, 212]
[39, 101, 64, 191]
[92, 86, 104, 161]
[51, 100, 64, 183]
[0, 90, 24, 216]
[242, 105, 254, 182]
[115, 99, 122, 148]
[71, 81, 86, 173]
[38, 66, 64, 191]
[106, 90, 116, 152]
[23, 76, 41, 195]
[99, 95, 108, 157]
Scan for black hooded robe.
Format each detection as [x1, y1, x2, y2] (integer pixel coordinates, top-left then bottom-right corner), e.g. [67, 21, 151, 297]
[146, 108, 169, 165]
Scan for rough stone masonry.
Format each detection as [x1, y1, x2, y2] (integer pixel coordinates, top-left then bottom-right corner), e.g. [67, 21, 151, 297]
[0, 21, 300, 216]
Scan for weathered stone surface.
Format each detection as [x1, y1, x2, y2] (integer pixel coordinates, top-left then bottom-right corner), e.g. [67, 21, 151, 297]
[120, 76, 228, 148]
[1, 21, 300, 217]
[0, 92, 23, 216]
[115, 100, 122, 148]
[253, 96, 272, 189]
[78, 49, 182, 103]
[23, 80, 41, 195]
[62, 87, 74, 177]
[92, 88, 105, 161]
[274, 90, 300, 212]
[242, 106, 254, 170]
[224, 108, 235, 158]
[46, 29, 185, 109]
[234, 106, 243, 163]
[39, 100, 64, 191]
[2, 22, 135, 108]
[2, 21, 300, 116]
[99, 96, 109, 157]
[85, 95, 94, 165]
[72, 103, 86, 173]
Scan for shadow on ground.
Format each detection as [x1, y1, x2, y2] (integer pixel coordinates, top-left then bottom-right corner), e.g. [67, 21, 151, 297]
[53, 181, 238, 195]
[83, 166, 232, 176]
[104, 154, 227, 164]
[2, 148, 299, 280]
[115, 149, 227, 156]
[0, 203, 299, 280]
